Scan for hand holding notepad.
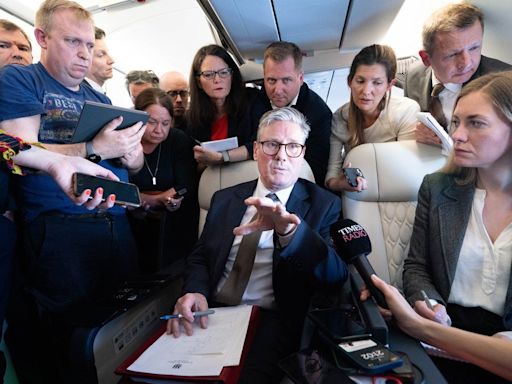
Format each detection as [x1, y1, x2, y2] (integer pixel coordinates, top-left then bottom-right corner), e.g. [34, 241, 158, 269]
[416, 112, 453, 156]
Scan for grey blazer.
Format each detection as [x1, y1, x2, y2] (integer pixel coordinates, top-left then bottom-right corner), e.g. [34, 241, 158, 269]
[403, 172, 512, 330]
[399, 55, 512, 111]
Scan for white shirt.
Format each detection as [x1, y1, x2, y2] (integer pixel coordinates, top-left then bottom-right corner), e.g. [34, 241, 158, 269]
[448, 189, 512, 316]
[326, 96, 419, 183]
[431, 73, 462, 131]
[215, 179, 294, 309]
[85, 77, 106, 95]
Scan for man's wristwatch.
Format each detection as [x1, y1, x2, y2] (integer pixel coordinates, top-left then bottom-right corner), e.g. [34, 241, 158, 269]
[85, 141, 101, 163]
[221, 150, 230, 164]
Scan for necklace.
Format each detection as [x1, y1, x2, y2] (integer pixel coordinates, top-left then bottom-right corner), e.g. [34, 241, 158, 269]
[144, 144, 161, 186]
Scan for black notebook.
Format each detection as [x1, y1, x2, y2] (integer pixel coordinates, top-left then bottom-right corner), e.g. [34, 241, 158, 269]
[71, 101, 149, 143]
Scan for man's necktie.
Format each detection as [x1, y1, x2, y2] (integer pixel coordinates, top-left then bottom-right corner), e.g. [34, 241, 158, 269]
[428, 83, 448, 131]
[215, 193, 279, 305]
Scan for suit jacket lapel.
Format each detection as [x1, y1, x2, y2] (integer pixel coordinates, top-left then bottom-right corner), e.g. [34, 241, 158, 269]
[420, 67, 433, 111]
[285, 179, 311, 219]
[438, 182, 474, 285]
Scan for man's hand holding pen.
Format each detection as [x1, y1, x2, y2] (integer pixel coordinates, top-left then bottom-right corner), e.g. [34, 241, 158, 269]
[167, 292, 210, 337]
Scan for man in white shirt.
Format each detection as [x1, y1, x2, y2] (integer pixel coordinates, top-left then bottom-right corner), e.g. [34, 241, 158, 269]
[399, 3, 511, 145]
[84, 26, 115, 94]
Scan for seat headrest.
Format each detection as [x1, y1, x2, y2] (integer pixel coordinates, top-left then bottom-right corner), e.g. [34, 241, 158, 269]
[344, 141, 447, 202]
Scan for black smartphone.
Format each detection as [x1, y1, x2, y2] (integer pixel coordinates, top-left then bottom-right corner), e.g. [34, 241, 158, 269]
[174, 187, 187, 198]
[73, 173, 141, 207]
[343, 167, 364, 187]
[336, 335, 403, 374]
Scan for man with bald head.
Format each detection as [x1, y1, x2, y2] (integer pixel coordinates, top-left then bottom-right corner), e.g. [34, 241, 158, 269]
[160, 70, 189, 130]
[0, 19, 33, 67]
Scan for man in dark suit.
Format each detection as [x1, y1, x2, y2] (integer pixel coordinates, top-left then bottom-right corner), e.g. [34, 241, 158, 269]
[168, 107, 347, 383]
[398, 3, 511, 145]
[248, 41, 332, 185]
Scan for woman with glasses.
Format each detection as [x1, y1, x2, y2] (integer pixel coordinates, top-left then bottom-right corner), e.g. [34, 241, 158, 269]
[129, 88, 197, 272]
[325, 44, 419, 193]
[187, 44, 256, 169]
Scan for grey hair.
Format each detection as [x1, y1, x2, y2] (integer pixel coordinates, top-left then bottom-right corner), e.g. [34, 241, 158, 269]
[257, 107, 310, 142]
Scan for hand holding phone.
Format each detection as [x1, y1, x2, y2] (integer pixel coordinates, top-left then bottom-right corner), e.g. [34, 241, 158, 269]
[73, 173, 141, 207]
[343, 167, 364, 188]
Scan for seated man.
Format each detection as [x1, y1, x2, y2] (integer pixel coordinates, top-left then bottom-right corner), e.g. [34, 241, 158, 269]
[168, 107, 348, 383]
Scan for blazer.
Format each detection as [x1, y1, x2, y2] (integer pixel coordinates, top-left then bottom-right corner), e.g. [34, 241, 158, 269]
[400, 55, 512, 111]
[182, 178, 348, 321]
[248, 83, 332, 184]
[403, 173, 512, 330]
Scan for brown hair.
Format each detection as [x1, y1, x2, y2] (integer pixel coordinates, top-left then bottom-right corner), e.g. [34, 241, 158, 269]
[347, 44, 396, 148]
[422, 3, 484, 55]
[263, 41, 302, 71]
[35, 0, 92, 34]
[134, 87, 174, 119]
[0, 19, 32, 50]
[442, 70, 512, 184]
[187, 44, 244, 140]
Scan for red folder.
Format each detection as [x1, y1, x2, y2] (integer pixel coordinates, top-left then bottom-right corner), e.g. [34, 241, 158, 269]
[115, 306, 260, 384]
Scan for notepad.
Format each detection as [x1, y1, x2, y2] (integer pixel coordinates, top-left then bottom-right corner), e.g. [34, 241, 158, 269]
[416, 112, 453, 156]
[126, 305, 252, 377]
[200, 137, 239, 152]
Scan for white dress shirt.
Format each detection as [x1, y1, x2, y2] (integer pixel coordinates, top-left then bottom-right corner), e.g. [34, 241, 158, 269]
[448, 189, 512, 316]
[431, 73, 462, 131]
[216, 179, 294, 309]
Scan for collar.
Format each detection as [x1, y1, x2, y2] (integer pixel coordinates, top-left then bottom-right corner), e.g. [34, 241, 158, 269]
[85, 77, 106, 94]
[431, 72, 462, 94]
[254, 178, 294, 206]
[270, 91, 300, 110]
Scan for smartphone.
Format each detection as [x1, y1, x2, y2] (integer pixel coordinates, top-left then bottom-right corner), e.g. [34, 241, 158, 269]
[73, 173, 141, 207]
[174, 187, 187, 198]
[343, 167, 364, 187]
[336, 335, 403, 374]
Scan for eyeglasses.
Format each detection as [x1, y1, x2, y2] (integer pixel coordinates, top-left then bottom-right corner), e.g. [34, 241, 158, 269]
[166, 90, 189, 99]
[126, 70, 159, 85]
[259, 141, 305, 158]
[197, 67, 233, 80]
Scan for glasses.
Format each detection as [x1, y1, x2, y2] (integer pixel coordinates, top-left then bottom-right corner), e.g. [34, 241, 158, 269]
[166, 90, 189, 99]
[259, 141, 305, 158]
[126, 70, 159, 85]
[197, 67, 233, 80]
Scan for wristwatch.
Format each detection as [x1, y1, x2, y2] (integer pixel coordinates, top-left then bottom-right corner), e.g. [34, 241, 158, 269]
[221, 150, 230, 164]
[85, 141, 101, 163]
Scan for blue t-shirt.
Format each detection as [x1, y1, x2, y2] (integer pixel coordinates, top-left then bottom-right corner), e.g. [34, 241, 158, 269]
[0, 62, 127, 221]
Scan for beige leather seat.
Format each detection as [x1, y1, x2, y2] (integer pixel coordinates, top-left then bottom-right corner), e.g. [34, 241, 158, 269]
[342, 140, 447, 288]
[198, 160, 315, 235]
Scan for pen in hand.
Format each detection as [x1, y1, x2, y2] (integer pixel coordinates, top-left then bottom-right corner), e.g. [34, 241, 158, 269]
[160, 309, 215, 320]
[421, 290, 435, 311]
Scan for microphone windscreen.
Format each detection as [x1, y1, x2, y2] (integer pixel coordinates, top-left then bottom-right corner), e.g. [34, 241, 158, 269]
[330, 218, 372, 262]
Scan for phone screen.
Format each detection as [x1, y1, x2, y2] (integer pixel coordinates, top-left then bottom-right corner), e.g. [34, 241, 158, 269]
[73, 173, 141, 207]
[343, 168, 363, 187]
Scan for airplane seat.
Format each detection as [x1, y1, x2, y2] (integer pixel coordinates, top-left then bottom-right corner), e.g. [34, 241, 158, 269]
[342, 141, 446, 289]
[198, 160, 315, 235]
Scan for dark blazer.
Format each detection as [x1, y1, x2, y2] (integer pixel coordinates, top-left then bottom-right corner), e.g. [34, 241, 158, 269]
[403, 173, 512, 330]
[248, 83, 332, 185]
[400, 55, 512, 111]
[182, 178, 347, 320]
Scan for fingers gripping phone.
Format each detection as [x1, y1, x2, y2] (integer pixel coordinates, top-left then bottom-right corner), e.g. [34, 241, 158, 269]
[343, 167, 364, 187]
[174, 187, 187, 198]
[73, 173, 141, 207]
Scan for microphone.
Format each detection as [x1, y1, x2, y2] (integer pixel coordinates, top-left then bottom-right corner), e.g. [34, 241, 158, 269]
[330, 219, 388, 308]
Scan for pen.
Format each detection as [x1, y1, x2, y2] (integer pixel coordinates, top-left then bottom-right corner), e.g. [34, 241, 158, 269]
[160, 309, 215, 320]
[191, 137, 202, 146]
[421, 290, 435, 311]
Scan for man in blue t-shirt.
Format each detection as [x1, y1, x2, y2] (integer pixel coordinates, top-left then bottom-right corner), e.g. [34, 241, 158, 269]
[0, 1, 145, 383]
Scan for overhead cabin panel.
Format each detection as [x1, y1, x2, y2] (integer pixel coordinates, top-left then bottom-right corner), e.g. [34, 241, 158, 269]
[341, 0, 405, 53]
[273, 0, 349, 52]
[209, 0, 279, 60]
